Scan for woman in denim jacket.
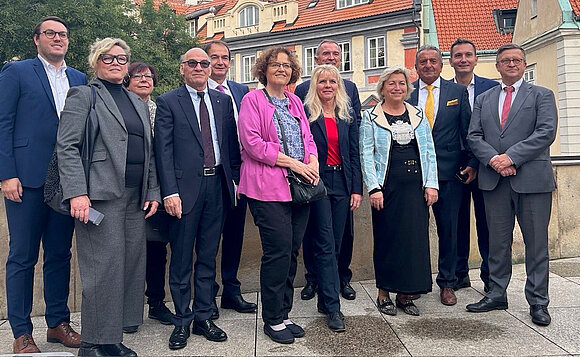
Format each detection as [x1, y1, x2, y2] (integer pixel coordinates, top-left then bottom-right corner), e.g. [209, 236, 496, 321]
[360, 66, 438, 317]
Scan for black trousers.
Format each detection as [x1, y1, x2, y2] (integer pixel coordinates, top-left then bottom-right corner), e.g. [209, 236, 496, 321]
[169, 173, 225, 326]
[247, 198, 309, 325]
[338, 211, 354, 284]
[432, 180, 462, 288]
[145, 240, 168, 305]
[456, 179, 490, 285]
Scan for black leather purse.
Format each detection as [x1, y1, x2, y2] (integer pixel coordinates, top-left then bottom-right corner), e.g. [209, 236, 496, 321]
[263, 89, 326, 205]
[44, 85, 99, 215]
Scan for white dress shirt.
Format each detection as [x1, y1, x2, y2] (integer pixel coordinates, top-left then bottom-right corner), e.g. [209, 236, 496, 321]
[38, 54, 69, 118]
[208, 78, 239, 122]
[498, 77, 524, 124]
[185, 84, 221, 166]
[418, 77, 441, 124]
[453, 75, 475, 110]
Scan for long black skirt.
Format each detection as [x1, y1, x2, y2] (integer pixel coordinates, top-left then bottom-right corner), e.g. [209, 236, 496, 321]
[372, 144, 432, 294]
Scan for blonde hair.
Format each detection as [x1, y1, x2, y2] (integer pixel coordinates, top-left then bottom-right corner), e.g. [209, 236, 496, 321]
[376, 66, 414, 101]
[304, 65, 352, 123]
[87, 37, 131, 71]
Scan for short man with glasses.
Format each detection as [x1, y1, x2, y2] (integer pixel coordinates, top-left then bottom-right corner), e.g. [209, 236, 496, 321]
[466, 44, 557, 327]
[203, 40, 257, 317]
[0, 16, 86, 353]
[154, 48, 241, 349]
[294, 39, 362, 302]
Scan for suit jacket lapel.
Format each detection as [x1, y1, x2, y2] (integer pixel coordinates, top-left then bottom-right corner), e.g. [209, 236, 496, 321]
[336, 116, 348, 160]
[177, 85, 202, 146]
[488, 86, 502, 130]
[503, 82, 532, 132]
[209, 90, 223, 146]
[227, 80, 243, 111]
[33, 57, 57, 113]
[93, 80, 127, 132]
[409, 81, 419, 106]
[315, 115, 328, 147]
[435, 80, 449, 129]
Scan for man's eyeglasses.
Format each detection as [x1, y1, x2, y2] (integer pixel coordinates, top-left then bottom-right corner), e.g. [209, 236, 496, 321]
[131, 73, 154, 80]
[499, 58, 524, 65]
[268, 62, 292, 70]
[99, 54, 129, 65]
[41, 30, 68, 39]
[182, 59, 211, 69]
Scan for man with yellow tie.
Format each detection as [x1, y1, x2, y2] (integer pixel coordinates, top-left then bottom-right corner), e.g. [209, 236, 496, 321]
[408, 45, 474, 306]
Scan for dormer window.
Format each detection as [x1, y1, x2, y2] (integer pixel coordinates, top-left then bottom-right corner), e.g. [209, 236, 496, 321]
[239, 6, 259, 27]
[492, 8, 517, 34]
[337, 0, 369, 10]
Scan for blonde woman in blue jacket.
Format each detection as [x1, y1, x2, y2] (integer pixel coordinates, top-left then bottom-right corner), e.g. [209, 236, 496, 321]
[360, 66, 438, 317]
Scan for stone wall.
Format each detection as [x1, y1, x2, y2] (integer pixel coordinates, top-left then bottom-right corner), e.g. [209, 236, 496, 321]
[1, 161, 579, 319]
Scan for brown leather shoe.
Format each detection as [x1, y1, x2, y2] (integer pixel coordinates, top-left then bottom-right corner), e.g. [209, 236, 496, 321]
[47, 321, 81, 348]
[13, 333, 40, 353]
[440, 288, 457, 306]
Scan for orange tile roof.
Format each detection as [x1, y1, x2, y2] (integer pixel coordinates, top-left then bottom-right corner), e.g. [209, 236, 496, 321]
[134, 0, 197, 14]
[272, 0, 414, 32]
[570, 0, 580, 16]
[432, 0, 518, 52]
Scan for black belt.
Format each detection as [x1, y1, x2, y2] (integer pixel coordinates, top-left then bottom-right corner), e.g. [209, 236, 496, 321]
[325, 164, 343, 171]
[203, 165, 222, 176]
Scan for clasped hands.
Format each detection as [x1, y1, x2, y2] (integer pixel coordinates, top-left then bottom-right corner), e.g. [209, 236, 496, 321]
[489, 153, 516, 177]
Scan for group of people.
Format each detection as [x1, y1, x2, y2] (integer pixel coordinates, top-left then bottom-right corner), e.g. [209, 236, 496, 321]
[0, 15, 557, 357]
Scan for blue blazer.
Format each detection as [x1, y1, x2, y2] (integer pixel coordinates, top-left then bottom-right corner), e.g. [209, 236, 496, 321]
[474, 74, 499, 99]
[295, 79, 362, 126]
[408, 78, 474, 180]
[309, 111, 363, 196]
[154, 85, 241, 214]
[0, 57, 87, 187]
[227, 80, 249, 112]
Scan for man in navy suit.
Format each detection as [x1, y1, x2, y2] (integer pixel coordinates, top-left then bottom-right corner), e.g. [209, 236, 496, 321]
[294, 39, 362, 302]
[203, 40, 256, 315]
[408, 45, 474, 306]
[155, 48, 241, 349]
[0, 16, 86, 353]
[449, 38, 499, 293]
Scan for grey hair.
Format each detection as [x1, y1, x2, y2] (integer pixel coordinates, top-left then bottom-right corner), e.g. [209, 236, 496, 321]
[376, 66, 414, 101]
[316, 39, 340, 56]
[415, 44, 442, 64]
[496, 43, 526, 62]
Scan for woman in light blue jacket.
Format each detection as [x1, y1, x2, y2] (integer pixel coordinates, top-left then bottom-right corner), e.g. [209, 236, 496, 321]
[360, 66, 438, 317]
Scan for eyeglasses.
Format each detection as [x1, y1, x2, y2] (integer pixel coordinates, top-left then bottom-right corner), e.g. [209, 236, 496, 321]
[41, 30, 68, 39]
[131, 73, 154, 80]
[99, 54, 129, 65]
[499, 58, 524, 65]
[182, 59, 211, 68]
[269, 62, 292, 70]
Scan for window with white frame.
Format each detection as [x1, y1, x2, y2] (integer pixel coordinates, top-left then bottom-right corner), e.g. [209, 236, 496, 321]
[242, 55, 256, 83]
[524, 64, 536, 84]
[227, 59, 235, 82]
[304, 47, 316, 76]
[188, 21, 196, 37]
[239, 6, 259, 27]
[339, 42, 351, 72]
[367, 36, 386, 69]
[337, 0, 368, 10]
[531, 0, 538, 18]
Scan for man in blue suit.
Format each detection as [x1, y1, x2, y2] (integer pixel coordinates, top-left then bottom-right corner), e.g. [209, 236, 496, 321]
[408, 45, 474, 306]
[204, 40, 256, 315]
[294, 39, 362, 302]
[449, 38, 499, 293]
[0, 16, 86, 353]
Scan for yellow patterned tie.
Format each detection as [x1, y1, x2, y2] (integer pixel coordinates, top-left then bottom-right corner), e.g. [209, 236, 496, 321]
[425, 84, 434, 128]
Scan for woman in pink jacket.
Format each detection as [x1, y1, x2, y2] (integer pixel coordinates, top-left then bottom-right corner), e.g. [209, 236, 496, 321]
[238, 47, 319, 344]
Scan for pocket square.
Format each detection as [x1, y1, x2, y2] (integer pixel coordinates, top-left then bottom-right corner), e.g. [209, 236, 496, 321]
[446, 99, 459, 106]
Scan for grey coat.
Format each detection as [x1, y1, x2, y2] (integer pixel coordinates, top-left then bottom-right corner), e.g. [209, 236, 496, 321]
[57, 79, 160, 205]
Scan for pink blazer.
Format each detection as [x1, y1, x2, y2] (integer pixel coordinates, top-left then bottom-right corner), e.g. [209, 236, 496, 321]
[237, 89, 317, 202]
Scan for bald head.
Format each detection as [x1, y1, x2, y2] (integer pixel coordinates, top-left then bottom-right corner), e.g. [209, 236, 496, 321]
[180, 47, 211, 90]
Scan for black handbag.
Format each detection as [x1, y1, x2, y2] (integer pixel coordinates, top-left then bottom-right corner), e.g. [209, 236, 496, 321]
[44, 85, 99, 215]
[263, 89, 326, 204]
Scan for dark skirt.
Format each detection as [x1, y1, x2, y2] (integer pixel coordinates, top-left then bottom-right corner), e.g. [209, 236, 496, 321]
[372, 143, 432, 294]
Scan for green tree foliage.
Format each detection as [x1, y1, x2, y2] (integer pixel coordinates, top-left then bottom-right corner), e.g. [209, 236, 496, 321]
[0, 0, 199, 95]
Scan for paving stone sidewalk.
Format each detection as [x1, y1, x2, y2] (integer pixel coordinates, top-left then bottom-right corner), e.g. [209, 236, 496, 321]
[1, 257, 579, 356]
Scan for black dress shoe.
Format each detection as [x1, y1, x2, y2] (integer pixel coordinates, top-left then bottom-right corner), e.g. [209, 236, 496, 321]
[148, 301, 175, 325]
[301, 282, 317, 300]
[263, 324, 294, 344]
[453, 276, 471, 291]
[122, 325, 138, 334]
[466, 296, 508, 312]
[101, 343, 137, 357]
[530, 305, 551, 326]
[78, 342, 108, 356]
[211, 299, 220, 320]
[341, 282, 356, 300]
[221, 295, 257, 313]
[193, 319, 227, 342]
[377, 297, 396, 316]
[169, 325, 190, 350]
[284, 322, 305, 338]
[327, 311, 345, 332]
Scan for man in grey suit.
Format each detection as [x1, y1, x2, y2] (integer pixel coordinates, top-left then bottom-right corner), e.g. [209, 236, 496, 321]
[466, 44, 557, 327]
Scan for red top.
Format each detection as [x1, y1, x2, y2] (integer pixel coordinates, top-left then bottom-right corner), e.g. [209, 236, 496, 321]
[324, 117, 342, 165]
